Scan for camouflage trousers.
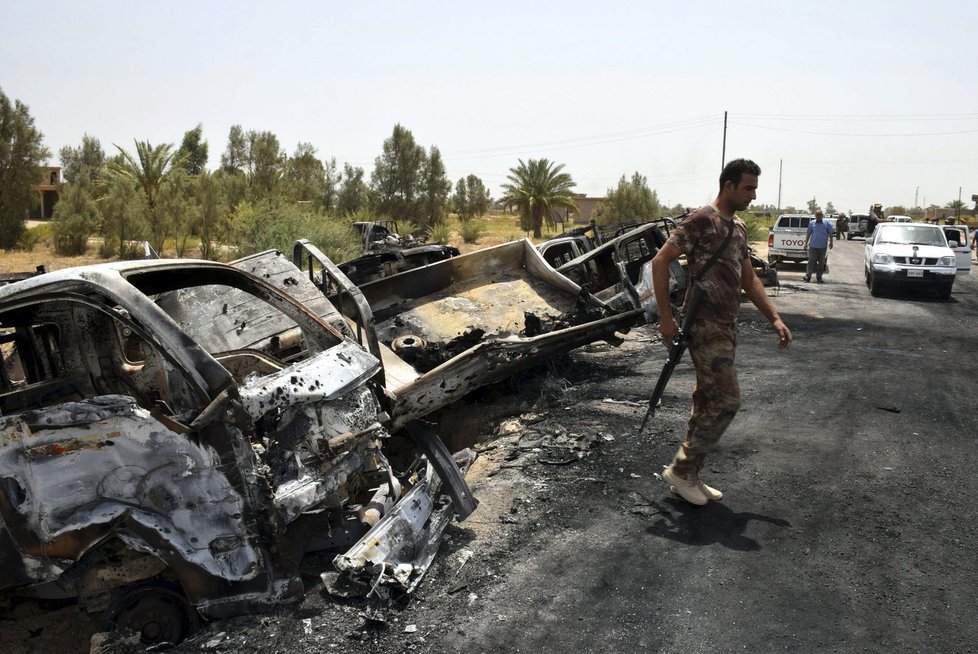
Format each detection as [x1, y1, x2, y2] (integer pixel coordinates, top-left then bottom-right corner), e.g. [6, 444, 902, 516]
[671, 319, 741, 478]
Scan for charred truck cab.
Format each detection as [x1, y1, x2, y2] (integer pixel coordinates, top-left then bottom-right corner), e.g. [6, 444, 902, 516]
[0, 260, 474, 644]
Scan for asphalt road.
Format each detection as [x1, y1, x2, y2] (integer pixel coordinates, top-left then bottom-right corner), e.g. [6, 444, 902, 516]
[9, 238, 977, 654]
[422, 237, 978, 654]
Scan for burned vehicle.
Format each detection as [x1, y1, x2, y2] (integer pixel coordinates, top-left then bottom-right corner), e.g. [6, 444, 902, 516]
[292, 238, 659, 430]
[338, 244, 460, 285]
[343, 220, 460, 285]
[0, 260, 475, 644]
[552, 220, 684, 320]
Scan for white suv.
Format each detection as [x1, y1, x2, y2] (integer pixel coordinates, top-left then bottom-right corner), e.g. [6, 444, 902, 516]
[864, 223, 957, 298]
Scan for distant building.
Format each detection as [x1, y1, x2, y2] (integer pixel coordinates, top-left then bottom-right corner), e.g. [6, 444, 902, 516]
[568, 194, 605, 225]
[31, 166, 62, 220]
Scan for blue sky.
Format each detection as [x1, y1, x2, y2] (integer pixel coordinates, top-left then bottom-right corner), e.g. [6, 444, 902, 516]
[2, 0, 976, 212]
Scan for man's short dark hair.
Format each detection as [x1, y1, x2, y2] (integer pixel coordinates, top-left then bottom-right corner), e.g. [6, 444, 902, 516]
[719, 158, 761, 191]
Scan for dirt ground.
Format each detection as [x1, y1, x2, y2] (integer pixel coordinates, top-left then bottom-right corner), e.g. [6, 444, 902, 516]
[3, 238, 978, 653]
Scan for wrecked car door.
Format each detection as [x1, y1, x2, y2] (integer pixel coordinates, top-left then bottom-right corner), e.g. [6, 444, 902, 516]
[941, 224, 972, 275]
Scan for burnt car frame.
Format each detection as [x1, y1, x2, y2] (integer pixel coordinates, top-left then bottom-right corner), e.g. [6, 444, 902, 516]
[0, 260, 475, 643]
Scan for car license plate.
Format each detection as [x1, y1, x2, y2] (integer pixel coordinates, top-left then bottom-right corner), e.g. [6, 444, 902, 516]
[907, 269, 923, 278]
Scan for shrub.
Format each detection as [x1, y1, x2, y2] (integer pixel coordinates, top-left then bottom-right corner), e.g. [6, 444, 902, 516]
[741, 212, 770, 241]
[233, 199, 362, 263]
[52, 183, 100, 255]
[460, 220, 484, 244]
[428, 223, 451, 245]
[17, 222, 52, 251]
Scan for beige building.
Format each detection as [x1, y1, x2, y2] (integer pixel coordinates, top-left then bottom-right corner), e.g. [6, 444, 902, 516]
[568, 194, 605, 225]
[31, 166, 62, 220]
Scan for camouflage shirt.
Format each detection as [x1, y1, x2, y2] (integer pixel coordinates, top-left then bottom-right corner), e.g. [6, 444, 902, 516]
[667, 205, 749, 325]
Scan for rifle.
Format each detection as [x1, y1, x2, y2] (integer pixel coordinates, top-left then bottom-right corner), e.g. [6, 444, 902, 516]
[639, 279, 707, 433]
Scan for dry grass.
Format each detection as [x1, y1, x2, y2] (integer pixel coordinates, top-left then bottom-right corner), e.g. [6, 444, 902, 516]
[0, 241, 105, 273]
[443, 212, 572, 254]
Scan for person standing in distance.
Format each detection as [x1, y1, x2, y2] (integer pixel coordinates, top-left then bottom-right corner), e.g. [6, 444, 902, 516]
[650, 158, 792, 506]
[803, 210, 834, 283]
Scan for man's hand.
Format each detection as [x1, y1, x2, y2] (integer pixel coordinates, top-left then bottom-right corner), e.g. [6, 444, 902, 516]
[659, 314, 680, 346]
[773, 318, 792, 350]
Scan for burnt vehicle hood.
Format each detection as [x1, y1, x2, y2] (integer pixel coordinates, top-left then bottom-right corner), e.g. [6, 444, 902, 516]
[236, 339, 381, 419]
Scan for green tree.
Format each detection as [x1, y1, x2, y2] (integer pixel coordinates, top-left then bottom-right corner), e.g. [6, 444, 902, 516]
[0, 89, 49, 248]
[418, 146, 451, 228]
[195, 171, 222, 260]
[51, 182, 99, 255]
[825, 201, 836, 214]
[594, 172, 661, 225]
[807, 197, 820, 213]
[178, 124, 208, 175]
[371, 124, 425, 222]
[107, 140, 182, 254]
[501, 158, 577, 238]
[337, 163, 370, 216]
[247, 130, 285, 198]
[453, 174, 492, 221]
[221, 124, 248, 172]
[220, 125, 285, 199]
[945, 199, 966, 210]
[886, 205, 909, 215]
[100, 176, 148, 258]
[213, 167, 248, 220]
[322, 156, 340, 213]
[284, 142, 325, 203]
[59, 134, 105, 185]
[157, 170, 197, 256]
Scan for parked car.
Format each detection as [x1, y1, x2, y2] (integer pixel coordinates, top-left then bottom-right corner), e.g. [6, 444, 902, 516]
[864, 223, 958, 298]
[767, 214, 812, 264]
[890, 215, 913, 223]
[848, 213, 871, 240]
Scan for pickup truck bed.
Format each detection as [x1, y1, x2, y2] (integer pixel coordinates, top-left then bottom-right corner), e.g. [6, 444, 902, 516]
[768, 214, 813, 264]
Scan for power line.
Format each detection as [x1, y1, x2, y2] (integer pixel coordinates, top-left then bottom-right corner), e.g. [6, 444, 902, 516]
[730, 120, 978, 137]
[734, 111, 978, 122]
[444, 116, 718, 160]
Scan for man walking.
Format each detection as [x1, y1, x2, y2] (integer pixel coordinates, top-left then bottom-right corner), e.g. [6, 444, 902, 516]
[650, 159, 792, 506]
[803, 210, 833, 283]
[837, 213, 849, 241]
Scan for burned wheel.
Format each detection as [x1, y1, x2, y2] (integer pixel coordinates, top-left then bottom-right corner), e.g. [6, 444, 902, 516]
[104, 581, 198, 645]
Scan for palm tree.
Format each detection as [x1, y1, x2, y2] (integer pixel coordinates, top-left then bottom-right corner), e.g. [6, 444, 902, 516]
[501, 158, 577, 238]
[108, 140, 181, 208]
[106, 140, 183, 253]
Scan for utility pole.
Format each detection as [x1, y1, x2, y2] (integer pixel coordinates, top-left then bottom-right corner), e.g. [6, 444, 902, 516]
[721, 111, 727, 170]
[777, 159, 783, 213]
[914, 186, 919, 210]
[958, 186, 962, 219]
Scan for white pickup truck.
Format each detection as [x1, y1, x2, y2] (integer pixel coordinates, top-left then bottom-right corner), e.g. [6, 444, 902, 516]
[767, 213, 816, 265]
